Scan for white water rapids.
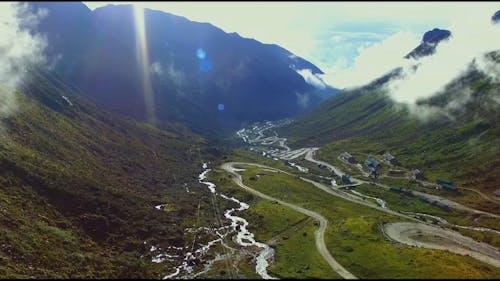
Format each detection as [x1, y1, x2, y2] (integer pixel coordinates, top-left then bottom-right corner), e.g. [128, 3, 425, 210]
[198, 163, 277, 279]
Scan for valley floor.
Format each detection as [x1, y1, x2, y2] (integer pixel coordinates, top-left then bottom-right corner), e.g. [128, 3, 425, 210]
[150, 119, 500, 279]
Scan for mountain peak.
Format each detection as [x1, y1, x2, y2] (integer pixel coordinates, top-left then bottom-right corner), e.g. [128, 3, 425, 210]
[492, 10, 500, 23]
[422, 28, 451, 44]
[404, 27, 451, 59]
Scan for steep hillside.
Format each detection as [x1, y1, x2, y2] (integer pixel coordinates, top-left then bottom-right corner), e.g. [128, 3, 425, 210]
[26, 2, 336, 137]
[280, 52, 500, 196]
[0, 69, 213, 278]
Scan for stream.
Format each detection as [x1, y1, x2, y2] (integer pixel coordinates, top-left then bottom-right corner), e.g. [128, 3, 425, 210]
[158, 163, 276, 279]
[198, 163, 276, 279]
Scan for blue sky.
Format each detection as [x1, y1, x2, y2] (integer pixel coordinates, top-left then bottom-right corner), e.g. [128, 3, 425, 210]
[83, 2, 499, 88]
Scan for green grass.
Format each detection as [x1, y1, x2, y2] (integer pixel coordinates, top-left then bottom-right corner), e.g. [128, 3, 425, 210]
[0, 70, 212, 278]
[237, 165, 500, 279]
[280, 69, 500, 205]
[268, 221, 341, 279]
[208, 168, 339, 279]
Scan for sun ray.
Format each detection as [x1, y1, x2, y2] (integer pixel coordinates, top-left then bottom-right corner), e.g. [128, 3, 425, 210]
[133, 5, 156, 125]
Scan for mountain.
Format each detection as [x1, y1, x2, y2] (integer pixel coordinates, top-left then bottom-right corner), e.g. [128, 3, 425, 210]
[405, 28, 451, 59]
[492, 10, 500, 22]
[280, 34, 500, 199]
[26, 2, 335, 137]
[0, 68, 214, 278]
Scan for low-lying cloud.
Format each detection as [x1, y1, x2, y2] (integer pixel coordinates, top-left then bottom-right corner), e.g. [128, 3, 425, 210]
[319, 31, 420, 89]
[296, 68, 326, 89]
[388, 11, 500, 104]
[0, 3, 47, 122]
[150, 61, 185, 90]
[319, 7, 500, 120]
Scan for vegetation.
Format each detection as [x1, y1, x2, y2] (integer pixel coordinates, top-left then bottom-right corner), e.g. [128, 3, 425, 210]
[208, 168, 339, 279]
[233, 165, 500, 279]
[280, 67, 500, 209]
[0, 70, 213, 278]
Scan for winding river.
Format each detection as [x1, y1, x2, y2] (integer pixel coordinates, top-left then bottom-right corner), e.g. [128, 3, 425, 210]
[161, 120, 499, 279]
[232, 120, 500, 275]
[198, 163, 277, 279]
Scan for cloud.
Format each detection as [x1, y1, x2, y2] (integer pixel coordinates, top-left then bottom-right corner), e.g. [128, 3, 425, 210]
[150, 61, 185, 92]
[319, 31, 420, 89]
[150, 61, 163, 75]
[295, 92, 310, 109]
[386, 8, 500, 118]
[0, 3, 47, 121]
[296, 68, 326, 89]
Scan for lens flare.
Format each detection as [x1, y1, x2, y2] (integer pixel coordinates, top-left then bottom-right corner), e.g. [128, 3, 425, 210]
[196, 48, 206, 59]
[134, 5, 156, 125]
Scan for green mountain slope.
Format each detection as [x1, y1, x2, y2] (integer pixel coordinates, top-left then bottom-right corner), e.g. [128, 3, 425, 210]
[280, 56, 500, 198]
[0, 70, 211, 278]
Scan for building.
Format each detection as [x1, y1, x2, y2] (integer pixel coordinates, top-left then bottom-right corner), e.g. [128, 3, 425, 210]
[390, 186, 413, 196]
[419, 195, 431, 203]
[341, 152, 356, 164]
[383, 152, 400, 165]
[389, 169, 405, 176]
[411, 169, 425, 180]
[368, 167, 378, 179]
[365, 157, 381, 170]
[400, 188, 414, 196]
[390, 186, 402, 193]
[317, 164, 327, 169]
[436, 178, 453, 185]
[341, 174, 351, 184]
[441, 183, 457, 191]
[436, 179, 456, 191]
[494, 189, 500, 197]
[433, 201, 451, 211]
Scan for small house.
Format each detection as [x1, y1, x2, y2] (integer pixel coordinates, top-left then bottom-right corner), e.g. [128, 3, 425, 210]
[433, 201, 451, 211]
[436, 178, 453, 185]
[383, 152, 400, 165]
[365, 157, 381, 170]
[419, 195, 431, 203]
[342, 152, 356, 164]
[441, 183, 457, 191]
[494, 189, 500, 197]
[390, 186, 402, 193]
[400, 188, 414, 196]
[411, 169, 425, 180]
[389, 169, 405, 176]
[341, 174, 351, 184]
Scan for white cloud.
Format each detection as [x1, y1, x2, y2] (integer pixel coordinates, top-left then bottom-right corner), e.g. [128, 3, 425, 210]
[83, 2, 499, 72]
[296, 69, 326, 89]
[295, 92, 310, 109]
[150, 61, 185, 91]
[386, 8, 500, 115]
[150, 61, 163, 75]
[320, 31, 420, 89]
[0, 3, 47, 122]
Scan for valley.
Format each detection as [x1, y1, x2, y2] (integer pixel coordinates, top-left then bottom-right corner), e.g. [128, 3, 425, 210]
[1, 2, 499, 279]
[150, 120, 499, 279]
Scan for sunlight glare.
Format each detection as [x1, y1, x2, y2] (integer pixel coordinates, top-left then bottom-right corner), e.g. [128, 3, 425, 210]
[134, 5, 156, 125]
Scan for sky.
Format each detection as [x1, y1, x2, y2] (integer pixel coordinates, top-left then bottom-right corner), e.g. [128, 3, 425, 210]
[83, 2, 500, 89]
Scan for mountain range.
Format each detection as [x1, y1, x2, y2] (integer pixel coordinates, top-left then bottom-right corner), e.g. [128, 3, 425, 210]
[280, 17, 500, 201]
[1, 2, 499, 278]
[27, 2, 336, 137]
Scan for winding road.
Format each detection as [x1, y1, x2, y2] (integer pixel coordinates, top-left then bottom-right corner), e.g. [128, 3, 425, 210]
[221, 162, 358, 279]
[383, 222, 500, 268]
[226, 120, 500, 278]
